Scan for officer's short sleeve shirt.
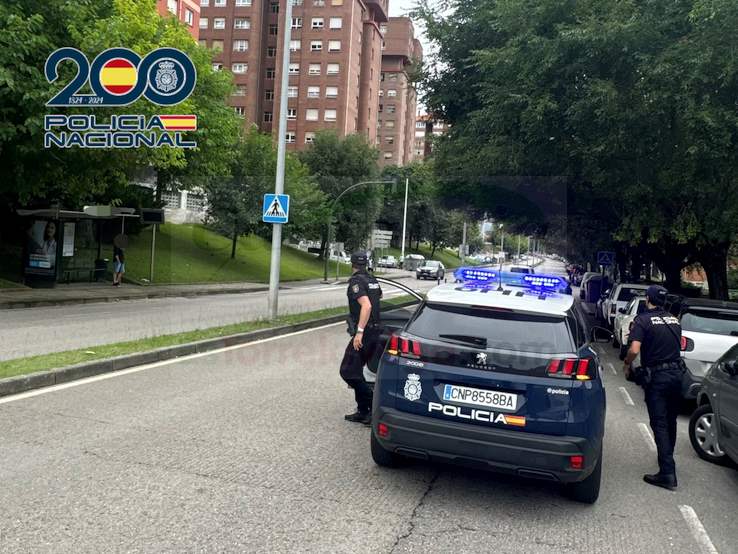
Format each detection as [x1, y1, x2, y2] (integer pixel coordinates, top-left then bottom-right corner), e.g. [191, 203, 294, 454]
[629, 308, 681, 366]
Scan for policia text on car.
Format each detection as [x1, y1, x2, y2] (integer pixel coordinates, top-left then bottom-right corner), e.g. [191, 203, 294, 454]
[339, 252, 383, 424]
[623, 285, 686, 491]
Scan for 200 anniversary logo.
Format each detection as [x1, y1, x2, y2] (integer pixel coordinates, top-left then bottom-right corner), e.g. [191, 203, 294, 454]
[44, 47, 198, 149]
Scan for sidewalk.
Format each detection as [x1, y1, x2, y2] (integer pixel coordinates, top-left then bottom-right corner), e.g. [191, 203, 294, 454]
[0, 268, 413, 310]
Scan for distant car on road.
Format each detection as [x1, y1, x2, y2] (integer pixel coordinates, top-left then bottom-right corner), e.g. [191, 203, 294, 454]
[509, 266, 534, 274]
[612, 297, 647, 359]
[416, 260, 445, 280]
[378, 255, 398, 268]
[678, 298, 738, 400]
[601, 283, 649, 328]
[689, 343, 738, 467]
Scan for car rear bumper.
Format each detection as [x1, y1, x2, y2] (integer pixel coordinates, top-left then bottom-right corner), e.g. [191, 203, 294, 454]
[374, 407, 601, 483]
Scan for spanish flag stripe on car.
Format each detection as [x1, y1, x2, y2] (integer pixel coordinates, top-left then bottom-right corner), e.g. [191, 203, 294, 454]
[159, 115, 197, 131]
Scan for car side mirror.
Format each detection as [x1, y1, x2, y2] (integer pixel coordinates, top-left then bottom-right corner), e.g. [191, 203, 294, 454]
[725, 361, 738, 376]
[591, 326, 613, 343]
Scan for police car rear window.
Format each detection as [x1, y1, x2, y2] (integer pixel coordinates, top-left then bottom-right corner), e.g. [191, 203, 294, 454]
[407, 303, 574, 354]
[681, 309, 738, 336]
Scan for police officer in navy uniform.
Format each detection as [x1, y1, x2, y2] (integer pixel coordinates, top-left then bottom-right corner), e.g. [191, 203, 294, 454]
[623, 285, 685, 490]
[340, 251, 383, 424]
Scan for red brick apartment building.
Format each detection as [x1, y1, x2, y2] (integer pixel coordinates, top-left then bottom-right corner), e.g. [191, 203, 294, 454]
[157, 0, 201, 38]
[198, 0, 421, 156]
[413, 114, 449, 160]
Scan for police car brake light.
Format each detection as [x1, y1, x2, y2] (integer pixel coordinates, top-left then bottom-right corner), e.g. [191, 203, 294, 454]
[548, 358, 592, 380]
[569, 455, 584, 470]
[454, 267, 498, 284]
[388, 333, 422, 358]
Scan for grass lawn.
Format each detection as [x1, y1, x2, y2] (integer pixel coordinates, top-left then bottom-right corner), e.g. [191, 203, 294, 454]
[117, 223, 352, 284]
[0, 295, 417, 380]
[381, 245, 477, 269]
[0, 278, 25, 289]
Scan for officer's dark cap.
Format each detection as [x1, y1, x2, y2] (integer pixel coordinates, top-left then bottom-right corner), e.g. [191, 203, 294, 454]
[350, 251, 368, 266]
[646, 285, 668, 306]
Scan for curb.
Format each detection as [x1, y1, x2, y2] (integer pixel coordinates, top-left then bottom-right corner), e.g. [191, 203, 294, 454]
[0, 301, 417, 399]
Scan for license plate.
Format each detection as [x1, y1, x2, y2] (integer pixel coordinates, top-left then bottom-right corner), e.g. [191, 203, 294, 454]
[442, 384, 518, 411]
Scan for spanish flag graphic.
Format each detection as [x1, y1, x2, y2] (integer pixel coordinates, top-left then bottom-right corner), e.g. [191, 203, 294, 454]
[159, 115, 198, 131]
[99, 58, 138, 95]
[504, 415, 526, 427]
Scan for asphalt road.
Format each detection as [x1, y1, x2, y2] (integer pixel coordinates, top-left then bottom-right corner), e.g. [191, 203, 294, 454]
[2, 285, 736, 552]
[0, 271, 438, 361]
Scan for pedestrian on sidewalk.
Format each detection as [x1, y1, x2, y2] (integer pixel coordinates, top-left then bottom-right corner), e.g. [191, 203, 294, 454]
[112, 237, 126, 287]
[623, 285, 685, 491]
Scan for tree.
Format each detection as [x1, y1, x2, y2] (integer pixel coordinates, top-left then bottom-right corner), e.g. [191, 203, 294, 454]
[298, 131, 380, 255]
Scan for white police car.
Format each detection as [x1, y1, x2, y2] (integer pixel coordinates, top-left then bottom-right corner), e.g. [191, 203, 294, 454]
[370, 267, 608, 504]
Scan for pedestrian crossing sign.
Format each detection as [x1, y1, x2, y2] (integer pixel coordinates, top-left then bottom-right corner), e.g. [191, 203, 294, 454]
[262, 194, 290, 224]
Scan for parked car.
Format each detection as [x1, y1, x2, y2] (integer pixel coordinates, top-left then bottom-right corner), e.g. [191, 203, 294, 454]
[601, 283, 649, 328]
[679, 299, 738, 400]
[612, 297, 647, 359]
[378, 255, 398, 268]
[595, 288, 611, 323]
[688, 343, 738, 467]
[509, 266, 534, 274]
[416, 260, 445, 280]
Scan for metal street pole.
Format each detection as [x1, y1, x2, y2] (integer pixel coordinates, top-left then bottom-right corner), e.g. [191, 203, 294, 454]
[149, 224, 156, 283]
[267, 0, 293, 320]
[400, 177, 409, 267]
[461, 220, 467, 264]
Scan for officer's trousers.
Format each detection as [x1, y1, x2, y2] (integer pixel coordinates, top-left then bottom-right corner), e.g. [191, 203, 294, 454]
[339, 330, 381, 414]
[644, 368, 683, 475]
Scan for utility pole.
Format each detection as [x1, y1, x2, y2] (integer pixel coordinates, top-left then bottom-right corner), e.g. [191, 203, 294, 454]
[267, 0, 293, 320]
[461, 220, 467, 264]
[400, 177, 409, 266]
[517, 234, 521, 260]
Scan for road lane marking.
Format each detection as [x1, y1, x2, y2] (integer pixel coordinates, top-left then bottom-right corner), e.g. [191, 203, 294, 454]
[679, 505, 719, 554]
[618, 386, 635, 406]
[0, 321, 344, 405]
[637, 422, 657, 452]
[607, 362, 617, 376]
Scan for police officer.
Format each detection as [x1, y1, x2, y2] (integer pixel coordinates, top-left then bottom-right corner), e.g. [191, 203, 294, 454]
[340, 251, 383, 424]
[623, 285, 684, 490]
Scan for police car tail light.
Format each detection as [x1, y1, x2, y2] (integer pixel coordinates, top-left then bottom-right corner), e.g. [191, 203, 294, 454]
[548, 358, 592, 380]
[388, 334, 422, 359]
[378, 423, 390, 438]
[388, 335, 399, 355]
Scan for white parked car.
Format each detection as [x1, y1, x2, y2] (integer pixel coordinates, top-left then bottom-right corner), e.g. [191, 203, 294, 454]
[602, 283, 649, 328]
[377, 255, 398, 268]
[612, 297, 647, 359]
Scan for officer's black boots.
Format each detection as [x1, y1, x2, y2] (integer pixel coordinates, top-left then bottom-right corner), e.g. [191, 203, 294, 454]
[643, 473, 678, 491]
[344, 411, 372, 424]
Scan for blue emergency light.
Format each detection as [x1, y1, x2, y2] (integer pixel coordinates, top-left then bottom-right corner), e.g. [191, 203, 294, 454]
[454, 267, 498, 283]
[521, 274, 564, 289]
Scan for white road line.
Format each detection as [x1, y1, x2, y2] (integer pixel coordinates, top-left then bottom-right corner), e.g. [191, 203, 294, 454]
[618, 386, 635, 406]
[637, 422, 657, 452]
[679, 505, 719, 554]
[0, 321, 344, 405]
[607, 362, 617, 376]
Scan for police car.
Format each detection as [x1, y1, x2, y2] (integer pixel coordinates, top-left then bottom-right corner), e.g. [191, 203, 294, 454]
[370, 268, 608, 504]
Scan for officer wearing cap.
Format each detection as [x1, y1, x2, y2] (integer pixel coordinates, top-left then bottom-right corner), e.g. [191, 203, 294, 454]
[623, 284, 685, 490]
[339, 251, 383, 424]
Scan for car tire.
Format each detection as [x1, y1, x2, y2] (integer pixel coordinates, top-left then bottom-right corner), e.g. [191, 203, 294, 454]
[371, 431, 402, 468]
[689, 404, 732, 466]
[564, 449, 602, 504]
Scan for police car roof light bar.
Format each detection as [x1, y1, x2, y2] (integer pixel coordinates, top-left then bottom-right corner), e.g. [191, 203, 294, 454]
[454, 267, 498, 284]
[521, 274, 563, 290]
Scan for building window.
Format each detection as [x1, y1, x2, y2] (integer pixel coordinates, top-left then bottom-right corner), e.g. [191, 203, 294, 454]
[328, 40, 341, 52]
[387, 89, 397, 97]
[378, 103, 383, 113]
[265, 89, 274, 100]
[388, 73, 397, 81]
[310, 40, 322, 52]
[311, 17, 324, 29]
[326, 63, 339, 75]
[214, 0, 226, 6]
[386, 104, 396, 113]
[416, 121, 425, 129]
[270, 2, 279, 11]
[234, 106, 245, 116]
[329, 17, 342, 29]
[331, 0, 343, 5]
[214, 17, 226, 29]
[211, 39, 224, 51]
[212, 63, 223, 71]
[267, 46, 277, 57]
[378, 90, 383, 97]
[306, 108, 319, 121]
[384, 152, 393, 159]
[266, 67, 276, 79]
[269, 24, 278, 34]
[385, 136, 394, 144]
[235, 18, 251, 29]
[286, 132, 296, 143]
[288, 86, 298, 98]
[291, 17, 302, 29]
[386, 120, 395, 128]
[233, 39, 249, 51]
[324, 109, 337, 121]
[293, 0, 304, 5]
[325, 86, 338, 98]
[307, 86, 320, 98]
[380, 72, 385, 82]
[305, 132, 316, 143]
[199, 17, 208, 29]
[167, 0, 178, 14]
[231, 63, 248, 74]
[264, 111, 273, 122]
[308, 63, 321, 75]
[287, 108, 297, 120]
[289, 63, 300, 75]
[201, 0, 210, 6]
[313, 0, 325, 4]
[290, 40, 301, 51]
[184, 9, 193, 27]
[236, 0, 251, 5]
[379, 23, 387, 34]
[234, 85, 247, 96]
[198, 39, 207, 47]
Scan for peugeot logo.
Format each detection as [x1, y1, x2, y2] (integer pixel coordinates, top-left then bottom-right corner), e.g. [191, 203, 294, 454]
[476, 352, 488, 365]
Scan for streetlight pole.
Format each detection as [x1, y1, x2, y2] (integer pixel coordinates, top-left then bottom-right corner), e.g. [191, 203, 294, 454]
[400, 177, 409, 266]
[266, 0, 294, 320]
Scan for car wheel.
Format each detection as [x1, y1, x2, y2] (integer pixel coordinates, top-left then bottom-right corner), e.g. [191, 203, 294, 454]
[371, 431, 402, 468]
[564, 448, 602, 504]
[689, 404, 731, 466]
